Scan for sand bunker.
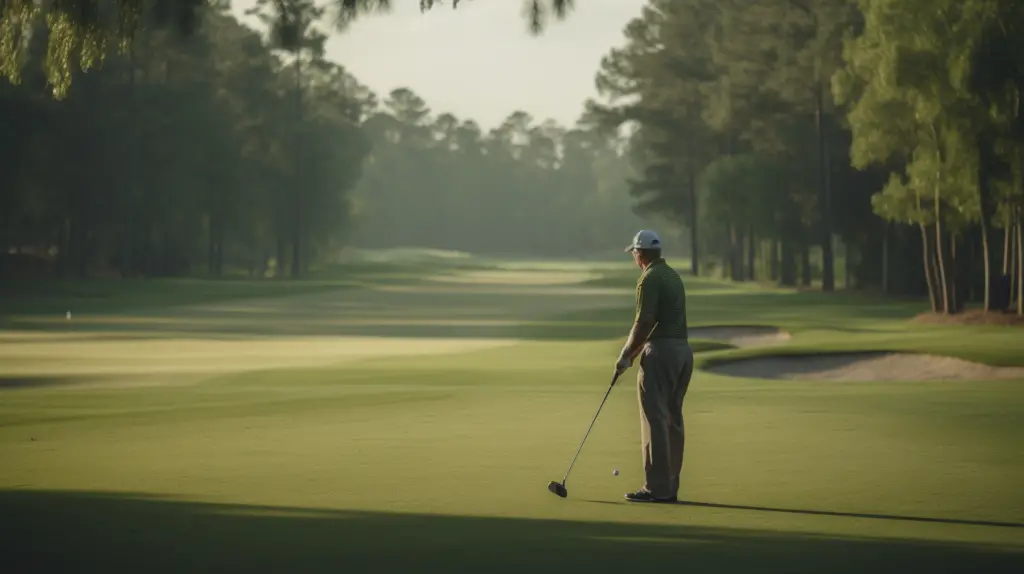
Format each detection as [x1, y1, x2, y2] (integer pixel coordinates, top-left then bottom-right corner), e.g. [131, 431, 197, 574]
[705, 352, 1024, 381]
[689, 326, 791, 348]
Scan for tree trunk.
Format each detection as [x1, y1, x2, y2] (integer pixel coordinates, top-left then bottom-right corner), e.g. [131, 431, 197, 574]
[206, 211, 225, 278]
[780, 240, 796, 286]
[816, 81, 835, 292]
[1011, 137, 1024, 309]
[844, 240, 854, 290]
[934, 189, 950, 314]
[58, 218, 72, 278]
[1004, 217, 1012, 275]
[1011, 210, 1019, 315]
[948, 232, 961, 313]
[688, 169, 699, 276]
[290, 54, 304, 280]
[214, 215, 224, 278]
[746, 227, 756, 281]
[68, 218, 83, 278]
[732, 227, 740, 281]
[276, 222, 288, 281]
[770, 239, 779, 281]
[979, 223, 992, 312]
[977, 135, 995, 312]
[935, 227, 951, 314]
[728, 225, 739, 281]
[758, 241, 766, 279]
[291, 193, 302, 279]
[207, 216, 217, 277]
[1010, 220, 1018, 310]
[882, 229, 889, 294]
[920, 224, 939, 313]
[67, 219, 87, 279]
[258, 250, 270, 279]
[800, 243, 811, 287]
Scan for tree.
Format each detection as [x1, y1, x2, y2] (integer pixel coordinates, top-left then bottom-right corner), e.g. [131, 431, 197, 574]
[969, 0, 1024, 314]
[0, 2, 369, 280]
[742, 0, 858, 292]
[246, 0, 330, 278]
[834, 0, 1024, 314]
[588, 0, 718, 276]
[0, 0, 575, 100]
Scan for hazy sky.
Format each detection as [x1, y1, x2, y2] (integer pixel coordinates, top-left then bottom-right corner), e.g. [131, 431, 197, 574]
[230, 1, 643, 130]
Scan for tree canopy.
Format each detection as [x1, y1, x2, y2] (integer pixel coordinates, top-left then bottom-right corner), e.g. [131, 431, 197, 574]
[0, 0, 574, 99]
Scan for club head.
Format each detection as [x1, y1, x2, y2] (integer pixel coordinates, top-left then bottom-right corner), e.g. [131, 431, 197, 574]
[548, 481, 568, 498]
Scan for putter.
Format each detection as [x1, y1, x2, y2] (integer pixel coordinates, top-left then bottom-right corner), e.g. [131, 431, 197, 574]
[548, 372, 621, 498]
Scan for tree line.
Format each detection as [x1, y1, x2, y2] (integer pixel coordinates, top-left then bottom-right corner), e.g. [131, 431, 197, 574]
[4, 0, 1023, 318]
[587, 0, 1024, 315]
[2, 1, 374, 279]
[350, 89, 645, 256]
[1, 1, 644, 280]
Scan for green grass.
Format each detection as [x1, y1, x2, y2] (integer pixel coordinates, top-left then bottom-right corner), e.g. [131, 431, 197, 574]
[0, 248, 495, 318]
[1, 257, 1022, 573]
[0, 276, 352, 317]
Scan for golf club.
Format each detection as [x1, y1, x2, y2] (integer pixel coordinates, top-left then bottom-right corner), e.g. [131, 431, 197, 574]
[548, 372, 621, 498]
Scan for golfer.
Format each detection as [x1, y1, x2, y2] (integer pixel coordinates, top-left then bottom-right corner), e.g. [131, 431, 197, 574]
[615, 230, 693, 503]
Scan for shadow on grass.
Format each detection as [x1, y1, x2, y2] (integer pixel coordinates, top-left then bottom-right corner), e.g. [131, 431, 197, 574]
[0, 278, 355, 316]
[0, 260, 476, 317]
[680, 500, 1024, 529]
[584, 499, 1024, 530]
[0, 376, 90, 390]
[6, 320, 627, 342]
[0, 490, 1019, 574]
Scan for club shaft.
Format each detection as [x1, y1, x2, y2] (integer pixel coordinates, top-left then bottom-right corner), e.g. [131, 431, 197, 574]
[561, 373, 618, 484]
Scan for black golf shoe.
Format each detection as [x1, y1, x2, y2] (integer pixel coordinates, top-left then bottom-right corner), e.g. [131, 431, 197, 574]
[624, 489, 677, 503]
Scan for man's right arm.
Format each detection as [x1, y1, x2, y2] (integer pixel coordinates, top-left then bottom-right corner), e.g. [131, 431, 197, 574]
[619, 276, 658, 363]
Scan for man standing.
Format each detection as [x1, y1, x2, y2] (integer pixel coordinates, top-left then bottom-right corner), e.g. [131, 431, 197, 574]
[615, 230, 694, 503]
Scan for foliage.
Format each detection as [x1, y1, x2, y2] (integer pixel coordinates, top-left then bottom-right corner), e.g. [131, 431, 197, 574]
[0, 3, 371, 278]
[350, 89, 646, 256]
[590, 0, 858, 284]
[837, 0, 1024, 312]
[0, 0, 573, 99]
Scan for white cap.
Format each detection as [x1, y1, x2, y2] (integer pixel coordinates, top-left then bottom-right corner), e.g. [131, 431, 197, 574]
[625, 230, 662, 252]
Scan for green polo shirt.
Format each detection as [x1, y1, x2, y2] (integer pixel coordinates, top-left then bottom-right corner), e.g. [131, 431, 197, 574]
[634, 259, 688, 340]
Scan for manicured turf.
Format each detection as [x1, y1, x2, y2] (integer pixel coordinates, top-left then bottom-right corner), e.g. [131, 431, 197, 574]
[0, 248, 495, 318]
[1, 255, 1022, 573]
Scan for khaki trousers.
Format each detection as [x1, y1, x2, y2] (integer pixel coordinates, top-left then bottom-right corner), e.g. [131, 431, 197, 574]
[637, 338, 694, 499]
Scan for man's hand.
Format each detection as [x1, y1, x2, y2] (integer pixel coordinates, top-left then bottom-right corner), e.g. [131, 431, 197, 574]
[614, 356, 631, 377]
[614, 317, 654, 383]
[613, 346, 634, 381]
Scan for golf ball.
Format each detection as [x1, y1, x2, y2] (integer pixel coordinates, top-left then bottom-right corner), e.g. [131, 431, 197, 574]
[612, 469, 619, 476]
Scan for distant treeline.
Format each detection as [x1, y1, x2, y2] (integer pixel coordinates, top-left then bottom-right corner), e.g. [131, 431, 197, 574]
[349, 93, 646, 256]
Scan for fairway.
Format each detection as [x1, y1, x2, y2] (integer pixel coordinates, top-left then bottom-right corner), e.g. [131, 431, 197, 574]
[2, 261, 1023, 573]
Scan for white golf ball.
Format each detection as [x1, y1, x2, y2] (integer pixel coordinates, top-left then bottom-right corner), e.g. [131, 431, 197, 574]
[612, 469, 619, 476]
